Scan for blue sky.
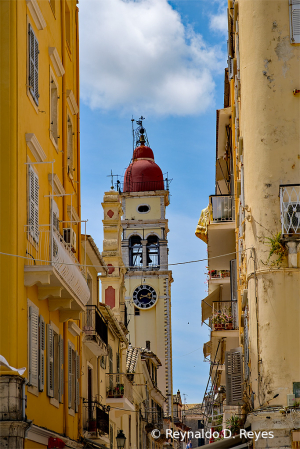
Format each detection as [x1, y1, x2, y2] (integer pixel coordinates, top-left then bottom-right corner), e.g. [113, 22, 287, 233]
[79, 0, 227, 404]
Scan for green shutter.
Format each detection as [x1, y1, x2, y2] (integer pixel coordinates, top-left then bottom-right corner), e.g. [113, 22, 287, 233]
[47, 324, 54, 397]
[39, 315, 45, 392]
[29, 307, 39, 388]
[68, 343, 72, 408]
[59, 335, 64, 403]
[28, 24, 39, 105]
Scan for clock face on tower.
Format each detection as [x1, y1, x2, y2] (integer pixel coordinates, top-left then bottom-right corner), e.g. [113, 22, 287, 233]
[133, 285, 157, 309]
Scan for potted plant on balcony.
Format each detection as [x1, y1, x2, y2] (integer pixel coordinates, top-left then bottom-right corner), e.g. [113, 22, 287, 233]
[212, 314, 221, 330]
[226, 415, 241, 436]
[107, 388, 114, 398]
[114, 384, 124, 398]
[225, 315, 233, 330]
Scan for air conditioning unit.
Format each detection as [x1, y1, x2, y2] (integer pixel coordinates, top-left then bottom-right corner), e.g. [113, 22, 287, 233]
[63, 228, 77, 252]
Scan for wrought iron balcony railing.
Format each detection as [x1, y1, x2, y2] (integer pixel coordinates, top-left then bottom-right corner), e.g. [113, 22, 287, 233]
[83, 399, 109, 435]
[106, 373, 133, 404]
[212, 301, 238, 331]
[25, 224, 89, 306]
[209, 270, 230, 279]
[83, 305, 108, 346]
[280, 185, 300, 235]
[210, 195, 235, 223]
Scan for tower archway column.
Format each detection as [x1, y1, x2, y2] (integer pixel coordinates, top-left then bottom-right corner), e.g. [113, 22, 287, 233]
[142, 239, 147, 268]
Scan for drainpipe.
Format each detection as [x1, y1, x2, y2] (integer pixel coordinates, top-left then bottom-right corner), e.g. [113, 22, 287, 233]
[75, 5, 81, 264]
[61, 0, 67, 223]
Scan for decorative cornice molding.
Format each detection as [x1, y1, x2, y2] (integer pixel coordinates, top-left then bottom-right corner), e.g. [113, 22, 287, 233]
[48, 173, 65, 195]
[25, 133, 47, 162]
[48, 47, 65, 77]
[26, 0, 46, 30]
[67, 205, 80, 222]
[68, 321, 82, 337]
[66, 90, 79, 115]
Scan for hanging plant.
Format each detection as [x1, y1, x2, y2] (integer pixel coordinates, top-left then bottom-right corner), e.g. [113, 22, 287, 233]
[226, 415, 241, 435]
[264, 232, 287, 266]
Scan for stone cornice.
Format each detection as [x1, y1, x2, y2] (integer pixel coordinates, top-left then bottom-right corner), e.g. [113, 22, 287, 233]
[48, 47, 65, 77]
[26, 0, 46, 30]
[48, 173, 65, 195]
[66, 90, 79, 115]
[26, 133, 47, 162]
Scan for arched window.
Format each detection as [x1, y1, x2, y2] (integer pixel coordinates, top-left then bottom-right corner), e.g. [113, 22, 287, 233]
[129, 236, 143, 268]
[146, 236, 159, 268]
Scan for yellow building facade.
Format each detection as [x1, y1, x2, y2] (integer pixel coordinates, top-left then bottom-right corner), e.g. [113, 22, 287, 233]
[0, 0, 86, 446]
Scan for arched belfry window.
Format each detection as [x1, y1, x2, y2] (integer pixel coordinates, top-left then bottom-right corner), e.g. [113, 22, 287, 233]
[129, 236, 143, 268]
[147, 236, 159, 268]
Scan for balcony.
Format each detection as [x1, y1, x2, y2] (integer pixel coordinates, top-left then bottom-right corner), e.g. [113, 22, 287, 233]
[212, 301, 238, 331]
[83, 306, 108, 356]
[24, 225, 90, 320]
[106, 373, 134, 414]
[83, 399, 109, 438]
[210, 195, 235, 223]
[207, 196, 236, 271]
[280, 185, 300, 236]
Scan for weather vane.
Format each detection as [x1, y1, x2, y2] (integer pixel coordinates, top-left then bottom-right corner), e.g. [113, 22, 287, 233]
[131, 115, 150, 154]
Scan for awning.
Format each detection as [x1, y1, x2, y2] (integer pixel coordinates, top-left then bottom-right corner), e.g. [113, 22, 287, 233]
[201, 286, 221, 322]
[195, 205, 212, 244]
[203, 341, 212, 358]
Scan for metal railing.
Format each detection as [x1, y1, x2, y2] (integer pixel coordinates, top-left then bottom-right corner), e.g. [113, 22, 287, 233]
[25, 224, 90, 305]
[83, 399, 109, 435]
[209, 270, 230, 279]
[106, 373, 133, 404]
[83, 306, 108, 345]
[212, 301, 238, 331]
[280, 185, 300, 235]
[210, 195, 235, 222]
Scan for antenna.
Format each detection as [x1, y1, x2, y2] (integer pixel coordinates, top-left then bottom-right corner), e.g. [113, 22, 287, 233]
[131, 116, 135, 156]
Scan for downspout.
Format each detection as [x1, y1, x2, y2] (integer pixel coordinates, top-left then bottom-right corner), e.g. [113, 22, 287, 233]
[75, 6, 83, 438]
[75, 5, 81, 264]
[61, 0, 69, 439]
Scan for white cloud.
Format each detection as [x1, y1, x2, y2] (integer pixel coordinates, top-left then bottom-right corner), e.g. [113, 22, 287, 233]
[209, 9, 228, 36]
[79, 0, 225, 116]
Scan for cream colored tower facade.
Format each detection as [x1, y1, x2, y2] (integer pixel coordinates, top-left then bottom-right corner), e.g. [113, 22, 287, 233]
[120, 135, 173, 415]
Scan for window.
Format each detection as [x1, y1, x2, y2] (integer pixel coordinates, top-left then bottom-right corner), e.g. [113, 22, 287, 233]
[137, 204, 150, 213]
[65, 2, 71, 49]
[290, 0, 300, 43]
[100, 355, 107, 369]
[129, 235, 143, 268]
[67, 116, 74, 178]
[108, 345, 113, 390]
[50, 75, 59, 147]
[146, 236, 159, 268]
[134, 307, 140, 316]
[68, 342, 79, 412]
[116, 352, 120, 382]
[51, 199, 59, 232]
[28, 307, 45, 392]
[28, 165, 39, 243]
[47, 324, 64, 404]
[198, 419, 204, 429]
[146, 340, 150, 350]
[28, 24, 39, 105]
[198, 438, 205, 446]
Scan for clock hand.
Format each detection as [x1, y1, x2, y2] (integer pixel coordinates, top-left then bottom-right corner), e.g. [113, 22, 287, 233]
[140, 293, 152, 299]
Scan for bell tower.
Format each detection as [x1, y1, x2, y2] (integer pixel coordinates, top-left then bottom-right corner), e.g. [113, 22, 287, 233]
[121, 120, 173, 413]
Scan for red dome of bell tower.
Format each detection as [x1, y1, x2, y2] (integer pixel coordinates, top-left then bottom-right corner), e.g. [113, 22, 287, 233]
[123, 122, 164, 193]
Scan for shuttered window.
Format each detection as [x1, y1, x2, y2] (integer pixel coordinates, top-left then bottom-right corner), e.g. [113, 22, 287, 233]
[290, 0, 300, 43]
[67, 118, 74, 178]
[47, 324, 54, 397]
[29, 307, 39, 388]
[75, 352, 80, 413]
[59, 335, 64, 403]
[68, 343, 79, 412]
[39, 315, 45, 392]
[28, 24, 39, 105]
[68, 343, 72, 408]
[230, 259, 237, 302]
[225, 349, 243, 405]
[50, 76, 59, 146]
[28, 165, 39, 243]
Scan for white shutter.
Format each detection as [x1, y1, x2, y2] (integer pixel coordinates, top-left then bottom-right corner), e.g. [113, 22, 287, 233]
[39, 315, 45, 392]
[59, 335, 64, 403]
[290, 0, 300, 43]
[29, 307, 39, 388]
[68, 343, 72, 408]
[28, 24, 39, 104]
[47, 324, 54, 397]
[75, 352, 80, 413]
[225, 348, 243, 405]
[28, 165, 39, 243]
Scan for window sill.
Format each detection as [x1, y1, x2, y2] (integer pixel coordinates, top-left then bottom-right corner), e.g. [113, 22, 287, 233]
[50, 397, 60, 409]
[27, 385, 39, 397]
